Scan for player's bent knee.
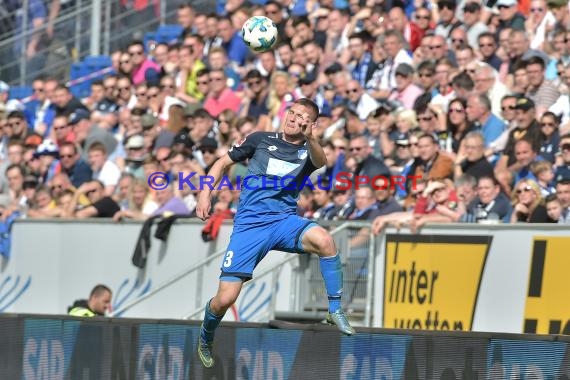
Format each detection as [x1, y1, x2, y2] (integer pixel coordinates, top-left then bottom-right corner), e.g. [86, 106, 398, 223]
[303, 226, 336, 257]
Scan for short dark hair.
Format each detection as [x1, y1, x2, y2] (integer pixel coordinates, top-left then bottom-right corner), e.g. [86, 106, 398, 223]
[90, 284, 112, 298]
[545, 193, 560, 204]
[524, 56, 545, 69]
[478, 175, 499, 187]
[294, 98, 319, 121]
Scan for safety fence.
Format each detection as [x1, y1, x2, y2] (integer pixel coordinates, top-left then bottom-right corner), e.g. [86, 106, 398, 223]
[5, 313, 570, 379]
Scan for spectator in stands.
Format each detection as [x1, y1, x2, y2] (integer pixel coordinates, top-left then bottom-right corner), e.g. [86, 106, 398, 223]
[454, 132, 495, 180]
[5, 164, 26, 209]
[203, 69, 241, 118]
[151, 180, 191, 217]
[127, 40, 160, 86]
[389, 63, 424, 110]
[58, 142, 92, 188]
[545, 194, 564, 223]
[88, 142, 121, 197]
[51, 114, 74, 147]
[347, 135, 391, 183]
[537, 111, 561, 163]
[240, 69, 270, 119]
[465, 93, 506, 149]
[176, 44, 207, 104]
[53, 84, 88, 116]
[556, 179, 570, 223]
[410, 179, 459, 232]
[531, 160, 556, 197]
[525, 56, 560, 116]
[555, 134, 570, 182]
[113, 177, 157, 221]
[411, 133, 454, 181]
[5, 111, 33, 143]
[67, 179, 120, 218]
[495, 97, 544, 183]
[312, 184, 336, 221]
[347, 186, 378, 220]
[458, 176, 512, 223]
[213, 17, 249, 68]
[510, 178, 551, 223]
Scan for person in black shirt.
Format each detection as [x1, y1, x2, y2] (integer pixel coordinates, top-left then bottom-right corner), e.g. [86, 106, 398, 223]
[454, 131, 495, 180]
[67, 180, 120, 218]
[509, 178, 550, 223]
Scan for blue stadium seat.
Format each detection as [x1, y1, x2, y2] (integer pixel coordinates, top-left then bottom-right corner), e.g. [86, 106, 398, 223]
[155, 24, 183, 43]
[8, 86, 33, 100]
[69, 56, 113, 99]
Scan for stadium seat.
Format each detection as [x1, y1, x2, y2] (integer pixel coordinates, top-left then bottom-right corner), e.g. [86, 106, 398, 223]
[69, 56, 113, 99]
[8, 86, 33, 100]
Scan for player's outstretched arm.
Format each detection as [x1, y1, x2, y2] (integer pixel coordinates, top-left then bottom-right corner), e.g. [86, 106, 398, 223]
[196, 154, 236, 220]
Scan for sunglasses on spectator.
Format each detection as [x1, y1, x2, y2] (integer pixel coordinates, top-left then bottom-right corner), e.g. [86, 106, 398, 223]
[349, 146, 365, 152]
[501, 105, 516, 111]
[248, 79, 261, 86]
[418, 116, 433, 122]
[128, 50, 143, 56]
[448, 108, 464, 114]
[540, 122, 555, 127]
[562, 143, 570, 151]
[418, 72, 433, 78]
[345, 89, 359, 94]
[416, 14, 430, 19]
[200, 147, 216, 154]
[516, 185, 533, 194]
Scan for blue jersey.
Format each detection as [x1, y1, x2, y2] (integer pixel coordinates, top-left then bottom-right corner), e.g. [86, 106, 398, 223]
[227, 132, 319, 224]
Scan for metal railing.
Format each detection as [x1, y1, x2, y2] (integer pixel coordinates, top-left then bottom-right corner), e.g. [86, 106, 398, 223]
[181, 222, 378, 326]
[0, 0, 177, 86]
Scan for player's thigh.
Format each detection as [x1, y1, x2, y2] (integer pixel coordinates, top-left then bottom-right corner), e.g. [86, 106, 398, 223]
[222, 226, 272, 279]
[273, 215, 336, 256]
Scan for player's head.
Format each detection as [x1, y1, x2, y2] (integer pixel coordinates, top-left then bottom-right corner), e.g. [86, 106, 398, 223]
[282, 98, 319, 139]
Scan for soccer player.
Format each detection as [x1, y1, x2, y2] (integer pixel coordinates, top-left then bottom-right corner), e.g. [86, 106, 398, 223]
[195, 98, 355, 368]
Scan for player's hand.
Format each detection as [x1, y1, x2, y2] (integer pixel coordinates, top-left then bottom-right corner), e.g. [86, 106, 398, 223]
[196, 191, 212, 221]
[301, 113, 314, 139]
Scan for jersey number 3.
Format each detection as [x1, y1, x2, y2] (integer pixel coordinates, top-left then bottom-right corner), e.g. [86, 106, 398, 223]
[223, 251, 234, 267]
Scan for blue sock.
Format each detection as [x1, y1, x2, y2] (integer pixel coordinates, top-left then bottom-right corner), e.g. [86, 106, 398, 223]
[201, 299, 224, 343]
[319, 254, 343, 313]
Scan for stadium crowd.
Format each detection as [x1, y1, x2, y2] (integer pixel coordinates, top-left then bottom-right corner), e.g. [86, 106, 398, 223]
[0, 0, 569, 230]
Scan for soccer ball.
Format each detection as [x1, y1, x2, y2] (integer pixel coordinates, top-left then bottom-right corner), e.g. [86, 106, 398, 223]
[241, 16, 278, 53]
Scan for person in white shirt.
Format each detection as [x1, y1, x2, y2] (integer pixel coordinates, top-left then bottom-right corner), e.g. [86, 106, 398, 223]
[87, 142, 121, 197]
